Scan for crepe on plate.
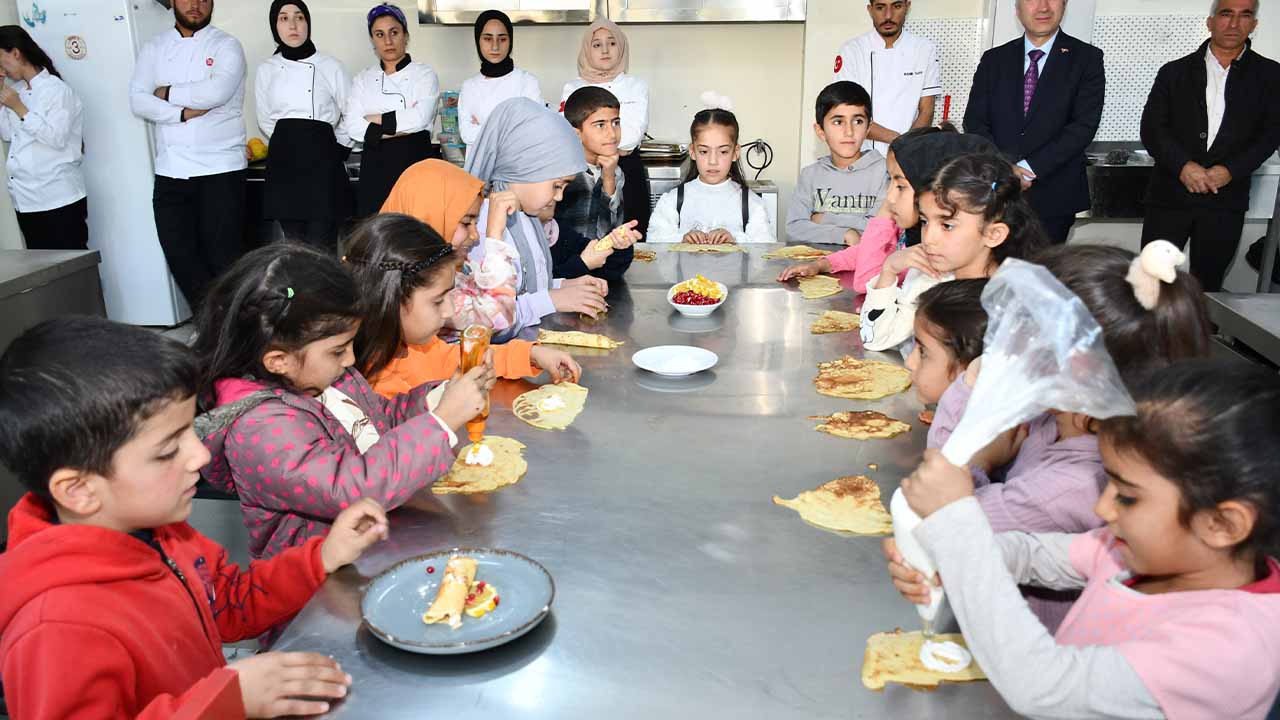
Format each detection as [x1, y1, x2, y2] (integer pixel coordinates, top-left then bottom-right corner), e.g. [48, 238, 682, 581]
[813, 357, 911, 400]
[668, 243, 746, 254]
[862, 630, 987, 690]
[810, 310, 861, 334]
[422, 555, 477, 629]
[432, 437, 528, 495]
[763, 245, 832, 260]
[797, 274, 842, 299]
[513, 382, 589, 430]
[772, 475, 892, 536]
[808, 410, 911, 440]
[633, 249, 657, 262]
[537, 330, 625, 349]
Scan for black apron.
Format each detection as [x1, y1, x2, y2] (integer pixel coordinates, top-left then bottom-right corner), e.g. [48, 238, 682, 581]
[356, 130, 437, 217]
[264, 118, 349, 221]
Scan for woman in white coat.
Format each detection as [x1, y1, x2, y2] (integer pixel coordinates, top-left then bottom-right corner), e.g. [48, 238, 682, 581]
[343, 3, 441, 216]
[255, 0, 352, 250]
[0, 25, 86, 250]
[458, 10, 541, 146]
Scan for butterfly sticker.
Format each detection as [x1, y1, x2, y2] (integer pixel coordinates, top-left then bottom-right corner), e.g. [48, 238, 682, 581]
[21, 2, 47, 29]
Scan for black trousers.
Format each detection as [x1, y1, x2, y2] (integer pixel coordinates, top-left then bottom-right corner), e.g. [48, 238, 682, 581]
[279, 218, 339, 254]
[1141, 205, 1246, 292]
[618, 152, 651, 238]
[16, 197, 88, 250]
[1038, 214, 1077, 246]
[152, 170, 247, 307]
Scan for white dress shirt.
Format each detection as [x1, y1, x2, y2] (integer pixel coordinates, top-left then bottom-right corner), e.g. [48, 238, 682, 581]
[647, 178, 774, 244]
[342, 60, 439, 145]
[1204, 45, 1241, 149]
[0, 70, 85, 212]
[834, 30, 942, 154]
[458, 69, 542, 145]
[255, 52, 352, 147]
[129, 25, 247, 179]
[559, 73, 649, 152]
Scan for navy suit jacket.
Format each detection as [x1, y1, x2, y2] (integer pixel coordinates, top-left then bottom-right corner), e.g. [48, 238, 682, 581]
[963, 32, 1105, 218]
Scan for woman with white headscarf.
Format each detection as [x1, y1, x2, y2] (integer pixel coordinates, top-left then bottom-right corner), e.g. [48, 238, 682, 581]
[464, 97, 609, 341]
[558, 19, 651, 236]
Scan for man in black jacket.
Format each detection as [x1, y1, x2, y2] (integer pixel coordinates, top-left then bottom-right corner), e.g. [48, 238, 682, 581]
[1140, 0, 1280, 291]
[964, 0, 1104, 245]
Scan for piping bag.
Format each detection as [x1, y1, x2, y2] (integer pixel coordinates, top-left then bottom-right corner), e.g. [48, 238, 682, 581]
[891, 260, 1136, 643]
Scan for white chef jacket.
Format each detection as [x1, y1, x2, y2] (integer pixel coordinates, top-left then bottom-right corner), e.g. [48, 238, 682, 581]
[129, 25, 247, 179]
[1204, 45, 1243, 149]
[0, 70, 85, 213]
[559, 73, 649, 152]
[834, 30, 942, 154]
[254, 52, 352, 147]
[458, 69, 542, 146]
[647, 178, 774, 244]
[342, 59, 439, 145]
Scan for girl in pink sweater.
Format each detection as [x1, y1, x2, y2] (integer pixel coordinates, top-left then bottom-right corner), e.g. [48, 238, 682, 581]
[888, 361, 1280, 720]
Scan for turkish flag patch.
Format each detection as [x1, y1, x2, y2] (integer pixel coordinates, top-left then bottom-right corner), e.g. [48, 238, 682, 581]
[205, 57, 214, 67]
[558, 100, 565, 113]
[833, 55, 843, 73]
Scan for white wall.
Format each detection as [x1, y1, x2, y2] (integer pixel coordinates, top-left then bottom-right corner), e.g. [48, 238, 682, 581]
[0, 1, 22, 249]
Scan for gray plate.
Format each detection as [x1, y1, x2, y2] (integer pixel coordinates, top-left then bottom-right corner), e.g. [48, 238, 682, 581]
[361, 547, 555, 655]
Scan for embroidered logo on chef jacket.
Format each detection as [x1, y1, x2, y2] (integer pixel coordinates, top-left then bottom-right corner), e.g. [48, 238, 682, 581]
[812, 188, 879, 214]
[833, 55, 843, 73]
[206, 57, 214, 67]
[558, 100, 566, 113]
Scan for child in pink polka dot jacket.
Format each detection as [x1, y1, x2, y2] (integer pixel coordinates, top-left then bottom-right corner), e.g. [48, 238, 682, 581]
[192, 243, 496, 559]
[886, 361, 1280, 719]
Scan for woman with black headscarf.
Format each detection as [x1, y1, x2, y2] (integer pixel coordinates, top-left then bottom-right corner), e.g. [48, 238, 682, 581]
[457, 10, 542, 147]
[254, 0, 353, 250]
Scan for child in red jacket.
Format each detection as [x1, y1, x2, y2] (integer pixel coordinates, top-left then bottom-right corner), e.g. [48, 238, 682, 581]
[0, 317, 388, 719]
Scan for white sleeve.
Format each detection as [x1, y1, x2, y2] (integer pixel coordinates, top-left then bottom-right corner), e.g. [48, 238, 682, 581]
[735, 190, 774, 244]
[922, 41, 943, 98]
[21, 84, 77, 149]
[168, 36, 245, 110]
[646, 190, 683, 243]
[342, 72, 370, 145]
[833, 41, 857, 83]
[129, 41, 182, 125]
[394, 68, 439, 134]
[522, 73, 543, 106]
[330, 62, 353, 148]
[254, 63, 275, 139]
[558, 81, 575, 113]
[618, 78, 648, 152]
[0, 105, 15, 141]
[458, 81, 481, 146]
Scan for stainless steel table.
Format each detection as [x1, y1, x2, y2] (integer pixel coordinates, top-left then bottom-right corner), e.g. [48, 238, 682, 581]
[1207, 293, 1280, 367]
[274, 245, 1018, 718]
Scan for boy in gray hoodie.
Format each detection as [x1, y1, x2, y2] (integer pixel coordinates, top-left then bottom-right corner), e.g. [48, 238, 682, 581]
[786, 81, 889, 246]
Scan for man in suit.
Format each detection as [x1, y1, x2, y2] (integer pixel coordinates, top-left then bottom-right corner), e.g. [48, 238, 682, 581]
[963, 0, 1104, 245]
[1140, 0, 1280, 292]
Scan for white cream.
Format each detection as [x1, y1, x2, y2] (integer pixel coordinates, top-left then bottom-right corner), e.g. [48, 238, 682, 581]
[464, 443, 495, 467]
[919, 640, 973, 674]
[538, 395, 567, 412]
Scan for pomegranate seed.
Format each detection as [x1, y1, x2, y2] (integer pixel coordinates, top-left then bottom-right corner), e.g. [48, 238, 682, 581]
[493, 596, 500, 606]
[477, 581, 486, 590]
[466, 594, 475, 602]
[426, 566, 435, 574]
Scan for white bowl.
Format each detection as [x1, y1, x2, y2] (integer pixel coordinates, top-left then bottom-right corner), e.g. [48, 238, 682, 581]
[667, 281, 728, 318]
[631, 345, 719, 377]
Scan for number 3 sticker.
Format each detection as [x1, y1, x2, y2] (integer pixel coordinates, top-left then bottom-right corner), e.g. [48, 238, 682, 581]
[65, 35, 87, 60]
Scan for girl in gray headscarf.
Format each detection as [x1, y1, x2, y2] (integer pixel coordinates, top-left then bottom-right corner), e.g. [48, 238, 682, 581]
[464, 97, 608, 340]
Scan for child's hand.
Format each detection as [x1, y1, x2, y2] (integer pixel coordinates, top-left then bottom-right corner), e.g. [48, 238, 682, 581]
[843, 228, 861, 246]
[484, 190, 522, 241]
[230, 651, 351, 718]
[706, 229, 735, 245]
[776, 258, 832, 282]
[563, 275, 609, 295]
[882, 538, 941, 606]
[901, 449, 975, 518]
[969, 424, 1029, 475]
[962, 356, 982, 388]
[531, 345, 582, 383]
[683, 230, 709, 244]
[878, 246, 939, 287]
[599, 153, 620, 195]
[810, 212, 826, 223]
[320, 498, 389, 573]
[607, 220, 641, 250]
[436, 365, 495, 431]
[550, 283, 608, 317]
[580, 238, 614, 270]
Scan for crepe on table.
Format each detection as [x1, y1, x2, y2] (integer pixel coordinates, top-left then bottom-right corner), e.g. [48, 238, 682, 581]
[862, 630, 987, 690]
[813, 357, 911, 400]
[810, 310, 861, 334]
[808, 410, 910, 440]
[633, 249, 657, 262]
[432, 437, 528, 495]
[514, 382, 588, 430]
[772, 475, 892, 536]
[422, 555, 477, 629]
[763, 245, 832, 260]
[668, 243, 746, 254]
[537, 330, 625, 349]
[797, 274, 842, 299]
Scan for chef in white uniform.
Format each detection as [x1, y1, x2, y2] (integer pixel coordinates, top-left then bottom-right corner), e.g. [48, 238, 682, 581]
[0, 26, 86, 250]
[834, 0, 942, 154]
[255, 0, 352, 251]
[458, 10, 542, 147]
[129, 0, 247, 307]
[343, 3, 440, 216]
[559, 19, 652, 236]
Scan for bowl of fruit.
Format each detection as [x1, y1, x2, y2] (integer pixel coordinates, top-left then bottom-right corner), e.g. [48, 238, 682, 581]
[667, 275, 727, 318]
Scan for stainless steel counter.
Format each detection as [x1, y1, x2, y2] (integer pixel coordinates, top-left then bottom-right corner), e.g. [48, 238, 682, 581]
[1206, 293, 1280, 366]
[273, 245, 1018, 718]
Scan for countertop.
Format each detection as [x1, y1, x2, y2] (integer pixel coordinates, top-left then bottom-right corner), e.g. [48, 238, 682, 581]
[272, 245, 1019, 718]
[0, 249, 101, 301]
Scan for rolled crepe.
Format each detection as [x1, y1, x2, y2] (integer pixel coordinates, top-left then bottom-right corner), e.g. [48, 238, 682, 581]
[422, 556, 478, 629]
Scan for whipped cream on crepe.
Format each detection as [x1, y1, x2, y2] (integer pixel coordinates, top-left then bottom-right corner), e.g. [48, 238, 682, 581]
[919, 640, 973, 673]
[537, 395, 567, 412]
[464, 443, 495, 467]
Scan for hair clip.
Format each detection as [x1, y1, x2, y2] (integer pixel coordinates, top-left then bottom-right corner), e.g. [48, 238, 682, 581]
[1125, 240, 1185, 310]
[286, 287, 295, 299]
[990, 181, 998, 190]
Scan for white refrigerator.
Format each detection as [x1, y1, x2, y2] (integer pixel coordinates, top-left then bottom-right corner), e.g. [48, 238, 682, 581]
[17, 0, 189, 325]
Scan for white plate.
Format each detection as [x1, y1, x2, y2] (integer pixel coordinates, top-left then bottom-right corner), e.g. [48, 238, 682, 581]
[631, 345, 718, 377]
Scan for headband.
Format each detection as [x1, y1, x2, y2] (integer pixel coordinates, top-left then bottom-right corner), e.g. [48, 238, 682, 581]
[367, 3, 408, 32]
[1125, 240, 1185, 310]
[343, 245, 454, 275]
